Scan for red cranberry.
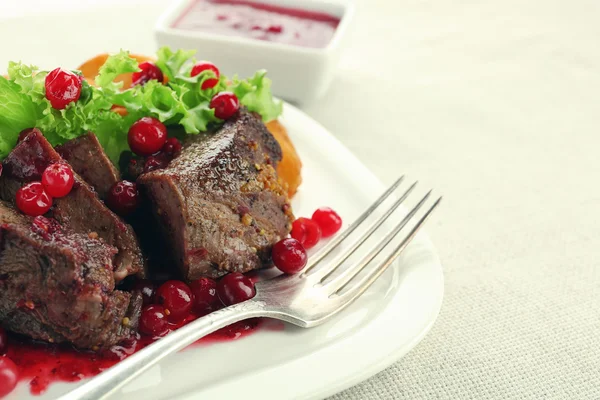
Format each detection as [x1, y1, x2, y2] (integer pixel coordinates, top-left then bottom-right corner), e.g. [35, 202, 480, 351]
[189, 277, 220, 315]
[210, 92, 239, 120]
[217, 273, 256, 306]
[0, 357, 17, 397]
[42, 162, 74, 198]
[143, 154, 169, 173]
[132, 62, 164, 86]
[45, 68, 82, 109]
[0, 327, 7, 354]
[16, 182, 52, 216]
[311, 207, 343, 237]
[139, 304, 169, 337]
[133, 279, 155, 305]
[162, 137, 182, 157]
[128, 117, 168, 156]
[291, 217, 322, 249]
[155, 280, 193, 323]
[106, 180, 139, 216]
[191, 61, 220, 90]
[272, 238, 307, 274]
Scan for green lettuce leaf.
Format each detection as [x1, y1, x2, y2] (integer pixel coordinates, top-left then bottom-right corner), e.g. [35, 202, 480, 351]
[1, 59, 133, 162]
[0, 77, 37, 158]
[180, 101, 217, 133]
[91, 111, 134, 164]
[96, 50, 140, 92]
[7, 62, 47, 102]
[140, 80, 185, 122]
[0, 47, 283, 163]
[111, 79, 219, 134]
[229, 70, 282, 122]
[155, 47, 196, 81]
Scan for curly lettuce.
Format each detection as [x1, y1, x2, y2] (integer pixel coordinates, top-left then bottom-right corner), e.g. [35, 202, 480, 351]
[1, 61, 126, 161]
[0, 47, 283, 164]
[230, 70, 283, 122]
[0, 77, 38, 156]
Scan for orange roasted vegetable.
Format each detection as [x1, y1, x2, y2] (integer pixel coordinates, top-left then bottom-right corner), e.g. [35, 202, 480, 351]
[266, 120, 302, 197]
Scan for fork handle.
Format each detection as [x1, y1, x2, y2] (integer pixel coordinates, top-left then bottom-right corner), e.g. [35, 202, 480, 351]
[59, 300, 267, 400]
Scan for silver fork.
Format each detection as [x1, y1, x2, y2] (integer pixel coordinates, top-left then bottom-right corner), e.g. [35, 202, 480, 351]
[61, 176, 441, 400]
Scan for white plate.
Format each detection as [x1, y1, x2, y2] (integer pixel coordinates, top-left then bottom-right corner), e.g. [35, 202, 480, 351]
[8, 103, 444, 400]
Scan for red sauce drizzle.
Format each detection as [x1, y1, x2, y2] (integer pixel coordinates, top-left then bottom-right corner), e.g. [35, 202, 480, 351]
[6, 318, 274, 396]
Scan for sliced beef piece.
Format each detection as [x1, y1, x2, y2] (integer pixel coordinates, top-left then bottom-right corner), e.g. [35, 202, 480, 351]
[139, 109, 294, 280]
[56, 132, 121, 200]
[0, 201, 141, 349]
[0, 130, 145, 281]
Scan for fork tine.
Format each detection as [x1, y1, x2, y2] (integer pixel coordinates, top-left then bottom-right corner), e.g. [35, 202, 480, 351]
[322, 191, 434, 294]
[302, 175, 405, 273]
[335, 197, 442, 300]
[306, 180, 418, 281]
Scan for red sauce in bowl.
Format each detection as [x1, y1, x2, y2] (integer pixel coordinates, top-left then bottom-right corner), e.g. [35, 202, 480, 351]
[173, 0, 341, 49]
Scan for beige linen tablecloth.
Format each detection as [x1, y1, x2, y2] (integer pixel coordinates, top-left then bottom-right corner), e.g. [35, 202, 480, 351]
[1, 0, 599, 398]
[318, 1, 600, 398]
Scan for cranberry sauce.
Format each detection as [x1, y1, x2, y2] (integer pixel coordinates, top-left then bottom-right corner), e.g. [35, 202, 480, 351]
[173, 0, 341, 49]
[6, 319, 265, 396]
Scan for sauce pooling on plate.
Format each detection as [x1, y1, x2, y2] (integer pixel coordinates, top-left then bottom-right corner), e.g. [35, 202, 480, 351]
[173, 0, 341, 48]
[7, 319, 268, 395]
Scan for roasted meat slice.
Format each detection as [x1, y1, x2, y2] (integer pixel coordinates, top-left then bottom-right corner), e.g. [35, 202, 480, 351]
[0, 129, 144, 281]
[139, 109, 294, 280]
[56, 132, 121, 200]
[0, 201, 142, 349]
